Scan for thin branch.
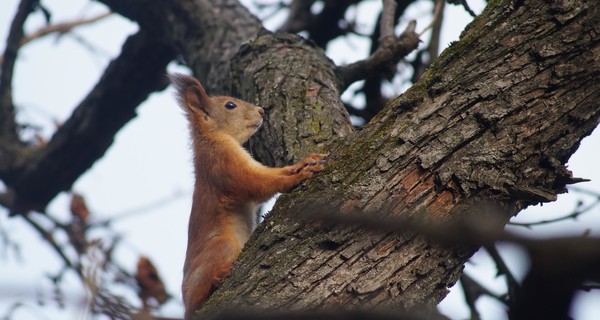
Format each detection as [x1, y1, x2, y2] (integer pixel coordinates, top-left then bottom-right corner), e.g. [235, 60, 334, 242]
[21, 212, 81, 276]
[349, 0, 412, 122]
[508, 197, 599, 228]
[336, 21, 420, 91]
[461, 272, 507, 305]
[419, 0, 445, 36]
[569, 186, 600, 197]
[93, 189, 190, 226]
[484, 244, 520, 308]
[459, 272, 510, 320]
[18, 11, 112, 53]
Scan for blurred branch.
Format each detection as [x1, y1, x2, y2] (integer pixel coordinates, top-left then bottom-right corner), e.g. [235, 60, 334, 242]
[484, 244, 519, 308]
[508, 196, 600, 228]
[459, 273, 503, 320]
[447, 0, 477, 17]
[352, 0, 411, 122]
[278, 0, 315, 33]
[279, 0, 358, 47]
[18, 194, 173, 319]
[336, 20, 420, 91]
[3, 11, 113, 60]
[0, 29, 176, 214]
[0, 0, 38, 147]
[303, 207, 600, 319]
[419, 0, 444, 36]
[93, 189, 190, 226]
[379, 0, 397, 40]
[21, 213, 81, 275]
[412, 0, 445, 82]
[426, 0, 445, 59]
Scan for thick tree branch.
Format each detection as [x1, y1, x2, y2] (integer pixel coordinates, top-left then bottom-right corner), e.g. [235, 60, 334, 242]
[1, 30, 175, 213]
[280, 0, 372, 48]
[336, 20, 420, 90]
[278, 0, 315, 33]
[354, 0, 412, 121]
[197, 0, 600, 316]
[0, 0, 37, 153]
[305, 0, 359, 48]
[100, 0, 262, 95]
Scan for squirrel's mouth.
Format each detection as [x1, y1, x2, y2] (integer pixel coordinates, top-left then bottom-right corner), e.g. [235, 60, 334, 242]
[251, 119, 263, 128]
[248, 122, 262, 129]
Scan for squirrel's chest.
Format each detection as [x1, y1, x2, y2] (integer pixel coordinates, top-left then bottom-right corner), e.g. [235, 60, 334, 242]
[220, 202, 257, 249]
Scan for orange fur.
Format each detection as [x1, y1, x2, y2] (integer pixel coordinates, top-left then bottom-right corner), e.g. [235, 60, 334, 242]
[169, 74, 326, 319]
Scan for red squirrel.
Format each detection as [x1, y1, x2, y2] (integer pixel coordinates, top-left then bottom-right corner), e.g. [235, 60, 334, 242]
[169, 74, 327, 318]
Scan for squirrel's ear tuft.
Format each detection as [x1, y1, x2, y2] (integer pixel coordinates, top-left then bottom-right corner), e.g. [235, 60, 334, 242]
[168, 73, 211, 114]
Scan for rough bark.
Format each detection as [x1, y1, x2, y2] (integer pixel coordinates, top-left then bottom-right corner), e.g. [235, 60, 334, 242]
[232, 32, 354, 165]
[195, 0, 600, 317]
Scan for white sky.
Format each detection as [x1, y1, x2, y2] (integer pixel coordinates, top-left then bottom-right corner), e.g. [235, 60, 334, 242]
[0, 0, 598, 319]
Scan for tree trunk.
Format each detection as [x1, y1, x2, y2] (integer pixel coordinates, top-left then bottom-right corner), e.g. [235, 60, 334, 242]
[101, 0, 600, 318]
[196, 0, 600, 317]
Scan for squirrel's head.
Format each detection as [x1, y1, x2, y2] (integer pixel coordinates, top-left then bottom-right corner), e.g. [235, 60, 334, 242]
[169, 73, 265, 144]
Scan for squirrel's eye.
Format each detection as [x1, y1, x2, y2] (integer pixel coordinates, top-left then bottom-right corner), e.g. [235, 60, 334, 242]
[225, 101, 237, 109]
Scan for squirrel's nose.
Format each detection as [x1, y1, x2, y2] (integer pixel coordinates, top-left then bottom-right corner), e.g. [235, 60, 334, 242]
[257, 107, 265, 116]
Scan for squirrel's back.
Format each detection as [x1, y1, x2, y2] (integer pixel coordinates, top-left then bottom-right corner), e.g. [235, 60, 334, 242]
[170, 73, 326, 319]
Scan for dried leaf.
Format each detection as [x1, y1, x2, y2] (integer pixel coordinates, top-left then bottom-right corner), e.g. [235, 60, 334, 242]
[70, 193, 90, 221]
[135, 256, 169, 309]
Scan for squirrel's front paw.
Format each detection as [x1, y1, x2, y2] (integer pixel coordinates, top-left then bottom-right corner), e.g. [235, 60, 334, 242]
[298, 162, 325, 178]
[288, 152, 329, 175]
[302, 152, 329, 165]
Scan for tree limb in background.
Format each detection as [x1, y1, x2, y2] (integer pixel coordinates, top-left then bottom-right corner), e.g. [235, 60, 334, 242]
[0, 11, 113, 66]
[336, 20, 420, 91]
[278, 0, 315, 33]
[346, 0, 412, 122]
[351, 0, 411, 122]
[412, 0, 445, 82]
[484, 244, 520, 309]
[0, 29, 175, 213]
[279, 0, 386, 49]
[509, 189, 598, 228]
[447, 0, 477, 17]
[0, 0, 37, 150]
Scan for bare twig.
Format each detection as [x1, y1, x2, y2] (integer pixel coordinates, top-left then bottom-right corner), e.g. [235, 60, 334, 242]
[508, 197, 599, 228]
[459, 272, 508, 320]
[93, 189, 190, 226]
[484, 244, 520, 308]
[412, 0, 445, 82]
[20, 11, 112, 48]
[419, 0, 445, 36]
[21, 212, 81, 275]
